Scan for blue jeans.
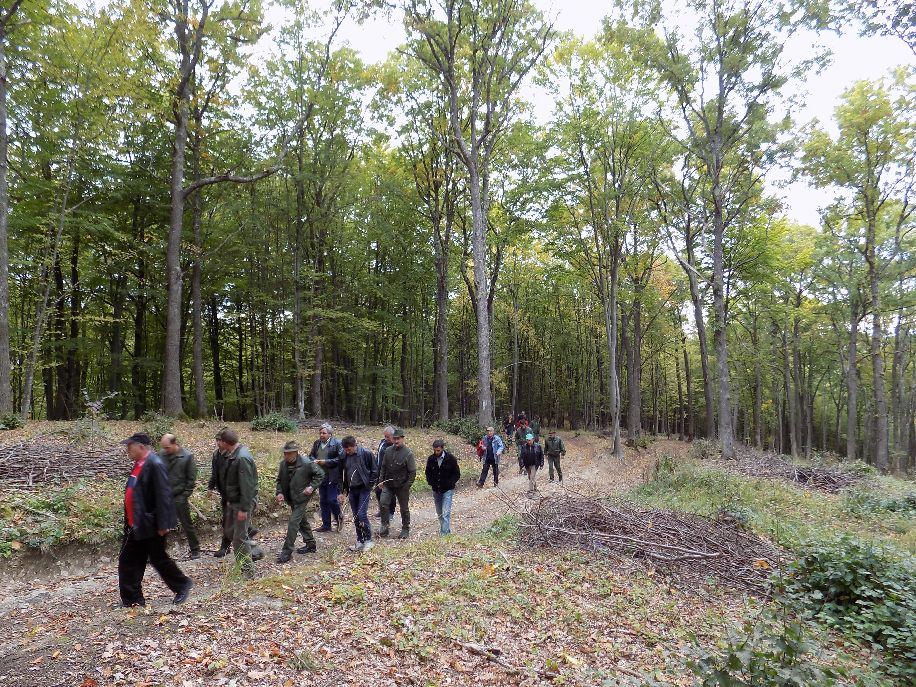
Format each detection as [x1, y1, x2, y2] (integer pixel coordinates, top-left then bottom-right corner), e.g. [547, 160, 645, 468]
[347, 486, 373, 542]
[319, 483, 342, 527]
[433, 490, 454, 535]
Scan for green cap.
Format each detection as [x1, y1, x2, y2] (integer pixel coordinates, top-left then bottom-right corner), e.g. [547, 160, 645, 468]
[393, 428, 405, 438]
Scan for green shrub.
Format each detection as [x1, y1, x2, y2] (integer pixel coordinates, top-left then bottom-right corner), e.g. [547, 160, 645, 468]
[778, 535, 916, 683]
[689, 439, 720, 460]
[141, 411, 174, 442]
[843, 488, 916, 516]
[250, 412, 297, 432]
[687, 615, 842, 686]
[432, 415, 485, 445]
[0, 412, 23, 430]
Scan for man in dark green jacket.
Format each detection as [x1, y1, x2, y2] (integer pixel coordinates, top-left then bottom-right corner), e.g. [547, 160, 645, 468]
[160, 434, 200, 558]
[378, 428, 416, 539]
[543, 429, 566, 484]
[217, 428, 259, 578]
[275, 440, 324, 563]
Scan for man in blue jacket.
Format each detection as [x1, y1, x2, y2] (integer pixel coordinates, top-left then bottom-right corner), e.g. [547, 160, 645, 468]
[476, 426, 504, 488]
[118, 432, 192, 608]
[310, 423, 345, 532]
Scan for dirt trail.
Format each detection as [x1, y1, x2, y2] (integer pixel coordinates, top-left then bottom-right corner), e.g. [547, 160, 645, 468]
[0, 433, 672, 686]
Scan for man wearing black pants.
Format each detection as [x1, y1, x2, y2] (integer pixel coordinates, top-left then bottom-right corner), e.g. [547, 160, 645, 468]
[339, 435, 379, 552]
[118, 432, 192, 608]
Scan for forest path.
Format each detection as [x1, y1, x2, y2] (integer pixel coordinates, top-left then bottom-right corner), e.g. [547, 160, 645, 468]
[0, 434, 677, 686]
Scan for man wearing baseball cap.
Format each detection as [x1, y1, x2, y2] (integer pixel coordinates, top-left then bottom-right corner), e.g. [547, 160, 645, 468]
[118, 432, 192, 607]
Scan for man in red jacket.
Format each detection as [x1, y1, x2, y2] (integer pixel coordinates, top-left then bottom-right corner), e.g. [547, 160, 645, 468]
[118, 432, 192, 608]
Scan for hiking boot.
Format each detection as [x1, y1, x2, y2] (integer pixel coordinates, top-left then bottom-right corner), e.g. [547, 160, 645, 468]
[378, 527, 389, 538]
[361, 540, 375, 552]
[250, 546, 265, 562]
[248, 528, 260, 538]
[213, 548, 229, 559]
[276, 550, 292, 563]
[348, 542, 364, 552]
[173, 579, 193, 605]
[296, 543, 317, 554]
[397, 529, 410, 540]
[315, 525, 332, 533]
[188, 550, 201, 560]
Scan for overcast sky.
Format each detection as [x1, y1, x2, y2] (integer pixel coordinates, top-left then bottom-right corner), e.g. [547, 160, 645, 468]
[306, 1, 915, 228]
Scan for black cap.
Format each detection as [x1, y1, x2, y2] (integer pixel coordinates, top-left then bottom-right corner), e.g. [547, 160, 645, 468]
[432, 439, 445, 448]
[393, 428, 405, 438]
[121, 432, 152, 446]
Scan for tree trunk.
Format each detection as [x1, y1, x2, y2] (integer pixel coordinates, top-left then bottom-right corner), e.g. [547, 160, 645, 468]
[604, 256, 622, 457]
[783, 319, 798, 457]
[434, 234, 449, 421]
[711, 194, 735, 459]
[0, 34, 14, 413]
[752, 314, 763, 449]
[189, 125, 207, 418]
[685, 237, 715, 438]
[207, 294, 223, 418]
[510, 287, 520, 416]
[467, 166, 494, 426]
[846, 298, 859, 459]
[867, 235, 889, 471]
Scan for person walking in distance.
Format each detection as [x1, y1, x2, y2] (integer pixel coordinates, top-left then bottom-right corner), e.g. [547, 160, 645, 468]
[425, 439, 460, 535]
[217, 428, 260, 578]
[338, 435, 378, 552]
[476, 426, 504, 488]
[310, 423, 345, 532]
[543, 429, 566, 484]
[378, 428, 416, 539]
[160, 433, 201, 559]
[519, 433, 544, 495]
[274, 440, 324, 563]
[118, 432, 192, 607]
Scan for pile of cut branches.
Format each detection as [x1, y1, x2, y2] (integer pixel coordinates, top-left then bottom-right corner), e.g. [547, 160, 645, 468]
[713, 451, 863, 493]
[0, 437, 127, 488]
[519, 493, 780, 594]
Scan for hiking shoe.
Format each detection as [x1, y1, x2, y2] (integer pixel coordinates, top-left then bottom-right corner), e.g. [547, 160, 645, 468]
[348, 542, 364, 552]
[315, 525, 332, 533]
[397, 529, 410, 540]
[213, 548, 229, 558]
[248, 528, 260, 538]
[173, 579, 193, 605]
[276, 550, 292, 564]
[188, 550, 201, 560]
[378, 528, 389, 538]
[250, 547, 265, 562]
[361, 540, 375, 552]
[296, 543, 317, 554]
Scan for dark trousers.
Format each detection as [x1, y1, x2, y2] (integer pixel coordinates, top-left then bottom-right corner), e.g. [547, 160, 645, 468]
[319, 483, 342, 527]
[478, 458, 499, 486]
[218, 497, 255, 551]
[380, 485, 411, 530]
[118, 529, 190, 606]
[283, 501, 316, 551]
[348, 486, 373, 543]
[375, 486, 396, 515]
[174, 497, 200, 553]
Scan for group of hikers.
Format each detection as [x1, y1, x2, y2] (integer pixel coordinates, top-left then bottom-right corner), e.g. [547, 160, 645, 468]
[477, 411, 567, 493]
[115, 424, 461, 607]
[115, 417, 569, 608]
